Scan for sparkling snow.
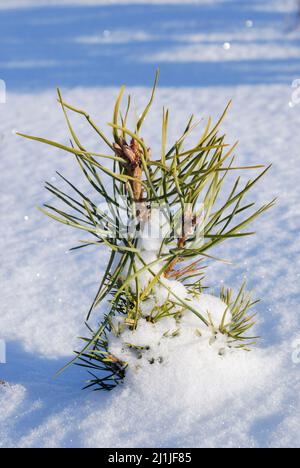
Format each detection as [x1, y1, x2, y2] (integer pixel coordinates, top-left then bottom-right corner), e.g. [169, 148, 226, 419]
[0, 0, 300, 449]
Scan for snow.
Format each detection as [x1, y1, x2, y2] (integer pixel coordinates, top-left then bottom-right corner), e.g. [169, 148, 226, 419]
[109, 291, 232, 368]
[156, 278, 188, 306]
[1, 0, 300, 449]
[0, 0, 224, 10]
[184, 294, 232, 327]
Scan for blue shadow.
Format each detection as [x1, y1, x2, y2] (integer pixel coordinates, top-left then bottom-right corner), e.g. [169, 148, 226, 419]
[0, 0, 299, 90]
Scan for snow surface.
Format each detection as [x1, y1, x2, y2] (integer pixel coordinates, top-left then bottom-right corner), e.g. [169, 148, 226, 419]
[0, 0, 229, 10]
[1, 0, 300, 449]
[0, 0, 297, 12]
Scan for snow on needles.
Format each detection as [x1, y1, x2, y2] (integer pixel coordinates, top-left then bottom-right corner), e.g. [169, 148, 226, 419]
[109, 204, 234, 368]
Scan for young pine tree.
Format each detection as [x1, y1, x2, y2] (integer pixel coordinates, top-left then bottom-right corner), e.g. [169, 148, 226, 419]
[19, 73, 273, 390]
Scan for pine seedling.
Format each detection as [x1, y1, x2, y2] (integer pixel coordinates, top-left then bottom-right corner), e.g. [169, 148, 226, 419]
[19, 72, 274, 390]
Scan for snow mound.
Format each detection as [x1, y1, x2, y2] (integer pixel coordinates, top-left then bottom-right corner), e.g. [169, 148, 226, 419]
[80, 345, 286, 448]
[110, 293, 232, 368]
